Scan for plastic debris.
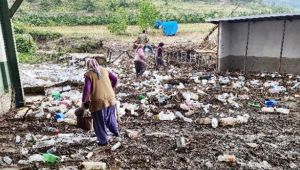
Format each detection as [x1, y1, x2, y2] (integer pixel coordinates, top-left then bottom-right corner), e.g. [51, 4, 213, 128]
[111, 142, 122, 151]
[261, 107, 275, 113]
[276, 108, 290, 114]
[218, 154, 236, 164]
[80, 162, 107, 170]
[16, 135, 21, 144]
[29, 154, 44, 162]
[86, 152, 93, 160]
[175, 111, 193, 123]
[211, 118, 218, 128]
[3, 156, 12, 165]
[51, 91, 61, 100]
[264, 99, 278, 107]
[196, 117, 211, 125]
[155, 111, 176, 121]
[176, 137, 186, 148]
[43, 153, 60, 165]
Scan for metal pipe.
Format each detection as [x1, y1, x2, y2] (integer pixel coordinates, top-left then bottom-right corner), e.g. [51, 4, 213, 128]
[279, 20, 287, 73]
[243, 21, 251, 73]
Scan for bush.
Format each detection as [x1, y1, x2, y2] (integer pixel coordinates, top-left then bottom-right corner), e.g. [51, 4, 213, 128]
[107, 7, 128, 34]
[137, 0, 160, 30]
[15, 34, 37, 54]
[28, 30, 62, 42]
[13, 22, 27, 34]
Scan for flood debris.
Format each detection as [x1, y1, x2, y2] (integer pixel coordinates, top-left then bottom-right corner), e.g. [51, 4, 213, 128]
[0, 43, 299, 169]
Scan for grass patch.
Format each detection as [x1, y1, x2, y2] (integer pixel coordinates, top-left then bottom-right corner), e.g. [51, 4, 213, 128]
[25, 23, 214, 42]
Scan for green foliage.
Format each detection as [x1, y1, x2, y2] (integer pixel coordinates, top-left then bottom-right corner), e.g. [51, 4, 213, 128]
[16, 0, 293, 26]
[13, 22, 27, 34]
[107, 8, 128, 34]
[28, 30, 62, 42]
[15, 34, 37, 54]
[18, 53, 59, 64]
[137, 0, 159, 30]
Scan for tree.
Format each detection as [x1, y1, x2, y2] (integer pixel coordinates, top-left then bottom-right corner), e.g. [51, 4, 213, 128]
[107, 7, 128, 35]
[137, 0, 159, 30]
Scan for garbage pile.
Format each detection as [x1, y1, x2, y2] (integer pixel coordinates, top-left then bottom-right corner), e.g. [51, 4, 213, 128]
[1, 55, 299, 169]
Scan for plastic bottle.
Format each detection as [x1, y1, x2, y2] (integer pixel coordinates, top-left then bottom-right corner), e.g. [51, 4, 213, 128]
[111, 142, 121, 151]
[43, 153, 60, 165]
[211, 118, 218, 128]
[264, 99, 278, 107]
[51, 91, 61, 100]
[46, 127, 59, 133]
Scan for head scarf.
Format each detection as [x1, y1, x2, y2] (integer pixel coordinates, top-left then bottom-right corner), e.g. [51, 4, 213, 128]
[87, 58, 101, 79]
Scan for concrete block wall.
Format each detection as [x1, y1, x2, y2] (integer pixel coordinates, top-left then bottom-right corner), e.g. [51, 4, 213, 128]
[218, 19, 300, 74]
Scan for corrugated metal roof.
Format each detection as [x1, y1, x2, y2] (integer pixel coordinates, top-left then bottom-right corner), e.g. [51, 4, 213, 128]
[207, 13, 300, 24]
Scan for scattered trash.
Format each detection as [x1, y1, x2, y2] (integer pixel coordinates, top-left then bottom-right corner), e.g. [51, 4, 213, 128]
[219, 114, 250, 126]
[195, 117, 211, 125]
[248, 102, 260, 108]
[176, 136, 187, 148]
[85, 152, 93, 160]
[276, 108, 290, 114]
[155, 111, 176, 121]
[205, 161, 213, 168]
[261, 107, 275, 113]
[54, 112, 65, 121]
[43, 153, 60, 165]
[111, 142, 122, 151]
[29, 154, 44, 162]
[218, 154, 236, 164]
[246, 143, 258, 148]
[3, 156, 12, 165]
[248, 160, 272, 169]
[175, 111, 193, 123]
[264, 99, 278, 107]
[16, 135, 21, 144]
[211, 118, 218, 128]
[80, 162, 107, 170]
[46, 127, 60, 134]
[51, 91, 61, 100]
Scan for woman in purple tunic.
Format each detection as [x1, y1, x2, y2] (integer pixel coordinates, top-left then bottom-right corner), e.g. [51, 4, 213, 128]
[155, 42, 166, 70]
[82, 59, 119, 146]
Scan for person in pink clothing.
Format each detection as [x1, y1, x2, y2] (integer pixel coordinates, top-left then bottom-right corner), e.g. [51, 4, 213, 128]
[133, 43, 146, 77]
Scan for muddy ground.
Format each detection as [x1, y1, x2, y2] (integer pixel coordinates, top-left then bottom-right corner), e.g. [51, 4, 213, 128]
[0, 38, 300, 170]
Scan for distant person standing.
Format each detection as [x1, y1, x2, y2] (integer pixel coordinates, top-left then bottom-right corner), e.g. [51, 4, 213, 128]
[155, 42, 166, 70]
[135, 30, 153, 54]
[133, 44, 147, 77]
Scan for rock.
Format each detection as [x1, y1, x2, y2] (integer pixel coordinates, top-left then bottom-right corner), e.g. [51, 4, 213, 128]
[195, 117, 211, 125]
[80, 162, 107, 170]
[3, 156, 12, 165]
[246, 143, 258, 148]
[205, 161, 213, 168]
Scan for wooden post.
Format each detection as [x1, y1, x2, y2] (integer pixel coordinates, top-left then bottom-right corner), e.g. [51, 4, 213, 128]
[279, 20, 287, 73]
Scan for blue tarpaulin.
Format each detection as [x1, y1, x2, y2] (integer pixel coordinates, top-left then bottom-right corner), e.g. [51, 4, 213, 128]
[162, 21, 178, 36]
[154, 20, 178, 36]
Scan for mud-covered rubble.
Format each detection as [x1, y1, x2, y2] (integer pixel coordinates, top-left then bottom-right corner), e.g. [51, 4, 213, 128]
[1, 55, 300, 169]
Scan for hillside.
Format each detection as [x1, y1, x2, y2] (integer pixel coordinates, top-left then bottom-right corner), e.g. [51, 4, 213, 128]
[263, 0, 300, 10]
[15, 0, 293, 26]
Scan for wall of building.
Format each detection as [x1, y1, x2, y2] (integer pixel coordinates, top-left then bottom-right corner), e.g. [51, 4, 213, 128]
[281, 20, 300, 74]
[218, 19, 300, 74]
